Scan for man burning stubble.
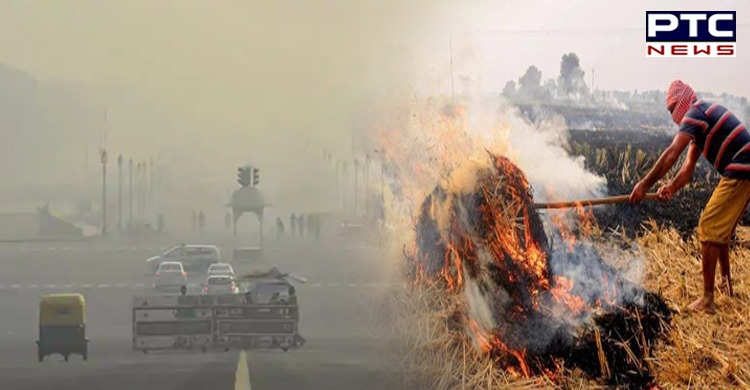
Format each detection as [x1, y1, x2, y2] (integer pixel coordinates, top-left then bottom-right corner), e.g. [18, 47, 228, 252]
[629, 80, 750, 314]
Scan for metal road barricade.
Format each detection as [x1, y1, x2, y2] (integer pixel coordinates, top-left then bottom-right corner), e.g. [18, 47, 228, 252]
[132, 294, 301, 353]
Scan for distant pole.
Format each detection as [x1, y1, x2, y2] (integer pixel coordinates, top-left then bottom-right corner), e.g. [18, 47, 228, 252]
[380, 150, 385, 217]
[364, 154, 370, 217]
[354, 158, 359, 217]
[337, 160, 344, 212]
[128, 158, 133, 225]
[149, 158, 154, 217]
[100, 148, 108, 237]
[258, 212, 264, 248]
[233, 211, 238, 238]
[117, 154, 123, 231]
[135, 162, 140, 220]
[449, 36, 455, 101]
[84, 139, 88, 176]
[141, 160, 147, 220]
[342, 161, 348, 212]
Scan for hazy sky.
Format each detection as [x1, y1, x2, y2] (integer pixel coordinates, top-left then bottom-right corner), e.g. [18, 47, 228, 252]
[0, 1, 746, 213]
[1, 1, 746, 96]
[409, 0, 750, 97]
[0, 1, 746, 145]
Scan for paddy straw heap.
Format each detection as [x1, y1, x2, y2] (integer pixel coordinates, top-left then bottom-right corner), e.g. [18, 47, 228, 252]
[408, 151, 673, 388]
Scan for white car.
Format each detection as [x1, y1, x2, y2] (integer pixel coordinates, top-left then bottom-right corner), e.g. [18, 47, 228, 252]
[202, 275, 240, 295]
[207, 263, 235, 278]
[146, 244, 222, 274]
[154, 261, 188, 291]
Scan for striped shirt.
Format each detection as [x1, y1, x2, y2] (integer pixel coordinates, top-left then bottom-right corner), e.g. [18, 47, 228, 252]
[679, 101, 750, 179]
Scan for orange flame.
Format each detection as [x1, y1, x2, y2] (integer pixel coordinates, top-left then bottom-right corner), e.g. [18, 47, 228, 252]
[373, 98, 608, 379]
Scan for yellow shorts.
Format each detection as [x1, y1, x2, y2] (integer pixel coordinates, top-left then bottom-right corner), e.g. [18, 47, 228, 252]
[698, 177, 750, 244]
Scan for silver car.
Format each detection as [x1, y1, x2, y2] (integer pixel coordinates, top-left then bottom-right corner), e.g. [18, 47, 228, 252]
[146, 244, 222, 274]
[202, 275, 239, 295]
[207, 263, 235, 278]
[154, 261, 188, 291]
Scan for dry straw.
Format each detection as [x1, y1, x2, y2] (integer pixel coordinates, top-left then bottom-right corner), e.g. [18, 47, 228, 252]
[372, 222, 750, 389]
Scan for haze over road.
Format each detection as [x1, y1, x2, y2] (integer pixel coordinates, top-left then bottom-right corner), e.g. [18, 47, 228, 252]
[0, 232, 403, 390]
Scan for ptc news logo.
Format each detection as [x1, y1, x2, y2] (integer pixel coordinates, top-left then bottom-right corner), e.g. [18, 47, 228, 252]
[647, 11, 736, 57]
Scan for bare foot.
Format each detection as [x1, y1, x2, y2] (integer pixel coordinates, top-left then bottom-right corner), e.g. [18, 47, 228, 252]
[686, 297, 716, 314]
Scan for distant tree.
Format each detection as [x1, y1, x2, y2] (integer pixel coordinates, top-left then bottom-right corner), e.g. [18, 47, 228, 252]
[501, 80, 516, 99]
[558, 53, 588, 97]
[518, 65, 542, 90]
[516, 66, 546, 101]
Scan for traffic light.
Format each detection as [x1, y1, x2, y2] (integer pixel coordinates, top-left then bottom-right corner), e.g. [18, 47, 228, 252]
[237, 166, 251, 187]
[252, 168, 260, 186]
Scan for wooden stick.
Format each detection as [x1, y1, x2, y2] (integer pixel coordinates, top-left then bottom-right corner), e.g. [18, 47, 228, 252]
[533, 193, 659, 209]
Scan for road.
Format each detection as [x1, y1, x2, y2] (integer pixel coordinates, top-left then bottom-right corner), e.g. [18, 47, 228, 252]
[0, 233, 405, 390]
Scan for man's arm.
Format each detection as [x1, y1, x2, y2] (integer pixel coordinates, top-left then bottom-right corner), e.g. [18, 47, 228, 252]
[668, 142, 700, 193]
[639, 133, 693, 188]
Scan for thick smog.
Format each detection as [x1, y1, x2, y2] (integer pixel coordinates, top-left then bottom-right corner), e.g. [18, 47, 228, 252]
[0, 2, 749, 390]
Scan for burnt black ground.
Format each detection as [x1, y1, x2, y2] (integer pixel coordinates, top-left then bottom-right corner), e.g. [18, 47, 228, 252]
[567, 129, 747, 239]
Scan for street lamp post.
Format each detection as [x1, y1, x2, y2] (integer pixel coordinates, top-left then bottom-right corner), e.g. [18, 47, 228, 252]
[117, 154, 123, 232]
[137, 162, 144, 220]
[353, 158, 359, 217]
[364, 154, 370, 218]
[100, 148, 108, 237]
[139, 161, 145, 220]
[143, 160, 149, 219]
[128, 158, 133, 226]
[378, 149, 384, 218]
[148, 158, 154, 218]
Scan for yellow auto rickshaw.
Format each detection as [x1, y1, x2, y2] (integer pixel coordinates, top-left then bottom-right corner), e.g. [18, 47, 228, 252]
[37, 293, 88, 362]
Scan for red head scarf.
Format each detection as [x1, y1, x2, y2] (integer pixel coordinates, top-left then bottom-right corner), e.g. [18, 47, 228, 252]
[666, 80, 697, 125]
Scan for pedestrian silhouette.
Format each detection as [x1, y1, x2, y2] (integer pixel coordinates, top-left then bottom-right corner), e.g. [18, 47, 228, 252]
[276, 217, 285, 241]
[298, 214, 305, 236]
[224, 212, 231, 230]
[290, 213, 296, 236]
[198, 211, 205, 234]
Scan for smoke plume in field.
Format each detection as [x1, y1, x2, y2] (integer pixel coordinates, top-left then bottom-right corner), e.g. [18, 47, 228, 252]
[366, 40, 664, 380]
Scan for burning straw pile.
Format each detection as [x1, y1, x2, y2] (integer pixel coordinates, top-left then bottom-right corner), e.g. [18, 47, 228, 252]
[402, 151, 673, 388]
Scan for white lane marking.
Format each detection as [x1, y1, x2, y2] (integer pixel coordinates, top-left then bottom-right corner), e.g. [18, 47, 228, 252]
[44, 284, 57, 289]
[63, 284, 74, 288]
[98, 284, 110, 288]
[235, 350, 251, 390]
[327, 283, 339, 287]
[46, 247, 55, 251]
[9, 284, 19, 289]
[28, 284, 38, 289]
[347, 283, 357, 288]
[116, 283, 128, 288]
[311, 283, 322, 288]
[60, 247, 70, 251]
[116, 247, 126, 251]
[135, 283, 146, 288]
[80, 284, 92, 288]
